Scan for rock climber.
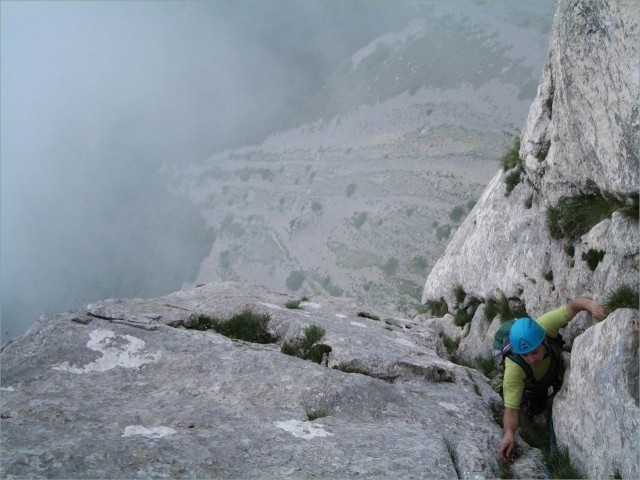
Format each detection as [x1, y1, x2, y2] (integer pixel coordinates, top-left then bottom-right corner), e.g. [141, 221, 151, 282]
[498, 297, 606, 462]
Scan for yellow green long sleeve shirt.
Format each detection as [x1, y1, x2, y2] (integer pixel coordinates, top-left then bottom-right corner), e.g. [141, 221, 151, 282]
[502, 306, 570, 410]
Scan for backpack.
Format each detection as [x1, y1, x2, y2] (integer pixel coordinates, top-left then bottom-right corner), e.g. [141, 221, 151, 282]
[492, 319, 565, 393]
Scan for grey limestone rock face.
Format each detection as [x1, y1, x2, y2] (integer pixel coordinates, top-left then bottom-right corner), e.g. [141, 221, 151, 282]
[421, 1, 639, 477]
[553, 309, 639, 479]
[1, 282, 545, 479]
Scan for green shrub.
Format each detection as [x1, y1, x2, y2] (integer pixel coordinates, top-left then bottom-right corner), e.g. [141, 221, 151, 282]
[582, 249, 606, 271]
[544, 446, 584, 479]
[605, 285, 639, 311]
[410, 255, 428, 273]
[285, 299, 301, 309]
[474, 356, 498, 378]
[564, 244, 575, 258]
[303, 325, 326, 349]
[453, 284, 466, 304]
[351, 211, 368, 229]
[466, 199, 477, 211]
[544, 270, 554, 282]
[380, 257, 399, 276]
[454, 308, 472, 327]
[484, 293, 527, 323]
[192, 309, 277, 344]
[425, 298, 449, 317]
[449, 205, 465, 223]
[547, 193, 633, 240]
[504, 169, 522, 196]
[436, 224, 452, 241]
[499, 135, 521, 171]
[440, 334, 460, 356]
[286, 270, 305, 291]
[281, 324, 332, 365]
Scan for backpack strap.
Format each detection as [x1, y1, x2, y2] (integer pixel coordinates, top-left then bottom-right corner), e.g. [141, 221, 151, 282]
[506, 352, 534, 380]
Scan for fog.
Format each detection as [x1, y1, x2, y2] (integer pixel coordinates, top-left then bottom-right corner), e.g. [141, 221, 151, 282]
[1, 1, 554, 344]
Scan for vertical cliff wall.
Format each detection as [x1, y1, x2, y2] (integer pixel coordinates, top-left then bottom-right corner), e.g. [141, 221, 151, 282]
[421, 1, 638, 478]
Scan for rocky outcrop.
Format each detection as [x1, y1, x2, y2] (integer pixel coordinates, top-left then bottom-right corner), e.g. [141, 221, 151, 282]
[553, 309, 639, 479]
[1, 282, 546, 479]
[421, 0, 639, 477]
[423, 0, 638, 321]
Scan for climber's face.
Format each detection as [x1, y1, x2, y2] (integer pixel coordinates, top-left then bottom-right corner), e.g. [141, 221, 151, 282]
[522, 342, 547, 367]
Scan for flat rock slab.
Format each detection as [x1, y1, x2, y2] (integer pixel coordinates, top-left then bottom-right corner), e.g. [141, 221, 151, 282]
[1, 283, 540, 479]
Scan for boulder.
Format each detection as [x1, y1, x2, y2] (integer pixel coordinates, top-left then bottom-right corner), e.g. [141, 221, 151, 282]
[553, 309, 639, 479]
[0, 282, 545, 479]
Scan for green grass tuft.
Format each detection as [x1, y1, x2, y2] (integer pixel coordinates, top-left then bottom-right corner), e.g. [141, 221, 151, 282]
[544, 270, 554, 282]
[285, 299, 301, 309]
[499, 135, 521, 171]
[425, 298, 449, 317]
[547, 193, 634, 240]
[544, 446, 584, 479]
[440, 334, 460, 356]
[453, 284, 466, 305]
[504, 169, 522, 196]
[582, 249, 606, 271]
[281, 324, 332, 365]
[192, 309, 277, 344]
[453, 308, 473, 327]
[605, 285, 639, 311]
[484, 293, 527, 323]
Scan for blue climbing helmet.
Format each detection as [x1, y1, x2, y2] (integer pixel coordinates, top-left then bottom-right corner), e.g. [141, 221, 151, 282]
[509, 317, 545, 354]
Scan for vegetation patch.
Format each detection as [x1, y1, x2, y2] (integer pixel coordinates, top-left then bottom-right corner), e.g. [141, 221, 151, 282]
[504, 169, 522, 196]
[484, 293, 528, 323]
[191, 309, 277, 344]
[285, 299, 302, 309]
[547, 193, 635, 240]
[449, 205, 465, 223]
[582, 249, 606, 271]
[544, 446, 584, 480]
[379, 257, 399, 276]
[425, 298, 449, 317]
[499, 135, 521, 171]
[544, 270, 554, 282]
[281, 324, 332, 365]
[453, 308, 473, 327]
[605, 285, 639, 311]
[436, 224, 452, 241]
[440, 333, 460, 356]
[453, 284, 466, 305]
[286, 270, 306, 291]
[351, 211, 368, 229]
[409, 255, 428, 274]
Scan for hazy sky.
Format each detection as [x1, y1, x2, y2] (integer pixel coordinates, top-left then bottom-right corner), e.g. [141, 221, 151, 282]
[1, 1, 437, 343]
[1, 0, 554, 344]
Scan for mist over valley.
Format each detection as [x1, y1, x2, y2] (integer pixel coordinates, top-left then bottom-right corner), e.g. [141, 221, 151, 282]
[1, 1, 554, 343]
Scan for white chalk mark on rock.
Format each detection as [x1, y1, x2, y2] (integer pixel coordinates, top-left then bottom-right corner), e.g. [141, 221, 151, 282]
[350, 321, 367, 328]
[335, 314, 347, 319]
[300, 302, 321, 309]
[122, 426, 177, 438]
[52, 329, 161, 374]
[274, 419, 334, 440]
